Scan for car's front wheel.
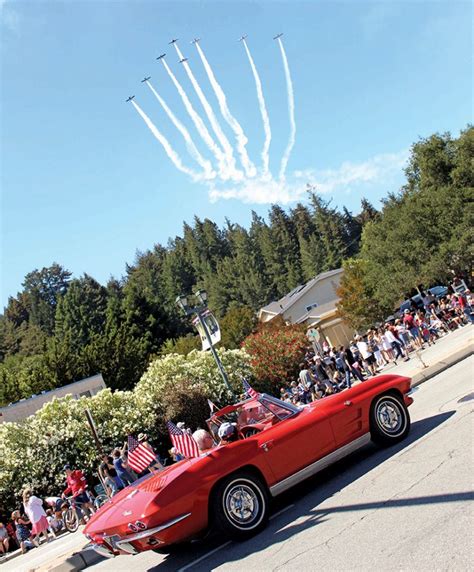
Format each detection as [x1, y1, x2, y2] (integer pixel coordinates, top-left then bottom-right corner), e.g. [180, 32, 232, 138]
[370, 393, 410, 446]
[212, 471, 269, 540]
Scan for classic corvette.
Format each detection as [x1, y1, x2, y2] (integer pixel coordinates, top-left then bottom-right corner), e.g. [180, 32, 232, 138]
[84, 374, 414, 557]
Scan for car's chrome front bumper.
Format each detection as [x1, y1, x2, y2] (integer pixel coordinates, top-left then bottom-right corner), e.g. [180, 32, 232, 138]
[91, 513, 191, 556]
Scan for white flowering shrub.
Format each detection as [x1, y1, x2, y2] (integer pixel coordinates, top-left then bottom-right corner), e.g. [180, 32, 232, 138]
[0, 348, 252, 518]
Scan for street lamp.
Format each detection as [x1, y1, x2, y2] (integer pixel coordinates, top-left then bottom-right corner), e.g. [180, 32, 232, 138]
[176, 291, 236, 401]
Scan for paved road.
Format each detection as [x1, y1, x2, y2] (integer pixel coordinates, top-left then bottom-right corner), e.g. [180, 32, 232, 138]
[84, 355, 473, 572]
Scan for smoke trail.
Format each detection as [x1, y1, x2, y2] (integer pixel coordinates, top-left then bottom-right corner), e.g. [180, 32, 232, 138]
[242, 38, 272, 177]
[161, 59, 230, 180]
[131, 100, 198, 179]
[173, 43, 243, 181]
[195, 42, 256, 178]
[146, 80, 215, 179]
[277, 37, 296, 181]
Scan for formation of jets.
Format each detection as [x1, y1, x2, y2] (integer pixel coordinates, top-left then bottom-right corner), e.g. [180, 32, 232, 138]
[126, 34, 284, 101]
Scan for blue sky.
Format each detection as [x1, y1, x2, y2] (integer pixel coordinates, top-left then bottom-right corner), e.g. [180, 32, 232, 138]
[1, 0, 471, 308]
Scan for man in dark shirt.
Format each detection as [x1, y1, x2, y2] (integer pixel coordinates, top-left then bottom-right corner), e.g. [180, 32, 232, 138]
[99, 455, 122, 496]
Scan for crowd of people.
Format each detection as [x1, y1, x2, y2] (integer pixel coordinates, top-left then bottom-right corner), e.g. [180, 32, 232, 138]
[280, 290, 473, 406]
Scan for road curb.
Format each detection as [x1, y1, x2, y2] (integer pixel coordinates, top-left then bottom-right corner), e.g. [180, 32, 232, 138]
[411, 345, 473, 388]
[49, 548, 104, 572]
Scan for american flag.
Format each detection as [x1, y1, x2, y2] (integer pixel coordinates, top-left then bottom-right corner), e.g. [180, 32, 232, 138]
[243, 378, 259, 399]
[207, 398, 217, 413]
[127, 435, 156, 473]
[166, 421, 200, 458]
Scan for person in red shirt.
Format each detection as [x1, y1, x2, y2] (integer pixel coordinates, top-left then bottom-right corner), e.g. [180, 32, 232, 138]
[403, 310, 423, 349]
[62, 465, 95, 519]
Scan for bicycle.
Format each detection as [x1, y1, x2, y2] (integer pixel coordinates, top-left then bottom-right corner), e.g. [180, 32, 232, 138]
[61, 496, 94, 533]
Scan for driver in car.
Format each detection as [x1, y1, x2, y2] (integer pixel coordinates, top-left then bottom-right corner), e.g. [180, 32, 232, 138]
[218, 422, 239, 444]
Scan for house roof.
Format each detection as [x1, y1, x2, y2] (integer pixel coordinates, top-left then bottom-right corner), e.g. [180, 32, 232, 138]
[295, 300, 338, 324]
[259, 268, 343, 319]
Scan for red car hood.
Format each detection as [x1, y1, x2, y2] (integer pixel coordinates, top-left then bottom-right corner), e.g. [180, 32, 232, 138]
[84, 457, 204, 537]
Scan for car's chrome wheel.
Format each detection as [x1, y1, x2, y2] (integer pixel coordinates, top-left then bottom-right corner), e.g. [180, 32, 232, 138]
[213, 472, 269, 539]
[224, 482, 261, 528]
[375, 399, 404, 434]
[370, 393, 410, 446]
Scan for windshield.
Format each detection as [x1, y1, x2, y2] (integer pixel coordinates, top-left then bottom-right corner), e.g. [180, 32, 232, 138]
[208, 394, 300, 440]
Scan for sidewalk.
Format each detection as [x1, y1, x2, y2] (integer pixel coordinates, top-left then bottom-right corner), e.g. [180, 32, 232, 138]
[0, 529, 89, 572]
[372, 323, 473, 386]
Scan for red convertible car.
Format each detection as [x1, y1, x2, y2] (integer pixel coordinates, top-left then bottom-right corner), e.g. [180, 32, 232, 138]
[84, 374, 414, 557]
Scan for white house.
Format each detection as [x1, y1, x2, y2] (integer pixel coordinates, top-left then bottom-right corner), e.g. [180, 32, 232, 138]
[0, 373, 106, 423]
[258, 268, 354, 348]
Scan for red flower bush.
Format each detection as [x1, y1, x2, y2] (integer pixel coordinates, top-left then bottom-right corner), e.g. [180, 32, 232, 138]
[243, 322, 309, 393]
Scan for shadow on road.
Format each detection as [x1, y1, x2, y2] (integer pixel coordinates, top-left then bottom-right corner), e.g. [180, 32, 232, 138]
[144, 410, 456, 571]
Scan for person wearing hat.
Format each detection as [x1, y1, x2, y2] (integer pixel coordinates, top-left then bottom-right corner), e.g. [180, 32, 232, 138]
[218, 422, 238, 444]
[137, 433, 164, 472]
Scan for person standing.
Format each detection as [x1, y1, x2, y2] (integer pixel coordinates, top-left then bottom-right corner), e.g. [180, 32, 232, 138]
[23, 489, 53, 545]
[0, 522, 10, 557]
[11, 511, 38, 554]
[356, 335, 377, 376]
[113, 444, 136, 486]
[99, 455, 122, 496]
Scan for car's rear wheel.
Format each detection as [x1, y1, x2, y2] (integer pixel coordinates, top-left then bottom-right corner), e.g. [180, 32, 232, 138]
[370, 393, 410, 446]
[212, 471, 269, 540]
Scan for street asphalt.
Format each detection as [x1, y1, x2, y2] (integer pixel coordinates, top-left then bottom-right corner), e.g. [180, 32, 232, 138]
[72, 354, 474, 572]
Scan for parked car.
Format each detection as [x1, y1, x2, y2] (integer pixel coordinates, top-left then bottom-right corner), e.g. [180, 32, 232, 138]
[84, 376, 414, 557]
[428, 285, 449, 299]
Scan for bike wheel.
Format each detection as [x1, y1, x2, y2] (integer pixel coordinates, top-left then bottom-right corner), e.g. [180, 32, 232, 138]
[94, 494, 109, 510]
[64, 508, 79, 533]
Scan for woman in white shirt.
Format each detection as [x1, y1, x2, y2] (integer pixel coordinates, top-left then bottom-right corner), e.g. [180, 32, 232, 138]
[23, 489, 53, 544]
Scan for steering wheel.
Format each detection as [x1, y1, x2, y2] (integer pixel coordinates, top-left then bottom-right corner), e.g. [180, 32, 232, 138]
[240, 425, 263, 439]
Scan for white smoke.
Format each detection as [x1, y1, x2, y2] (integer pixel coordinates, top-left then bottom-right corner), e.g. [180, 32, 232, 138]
[195, 42, 256, 178]
[131, 100, 199, 179]
[242, 39, 272, 178]
[173, 43, 243, 181]
[146, 80, 215, 179]
[161, 59, 231, 181]
[277, 37, 296, 181]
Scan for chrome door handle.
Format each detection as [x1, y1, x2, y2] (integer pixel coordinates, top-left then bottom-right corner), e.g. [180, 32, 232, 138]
[260, 440, 274, 451]
[344, 400, 352, 406]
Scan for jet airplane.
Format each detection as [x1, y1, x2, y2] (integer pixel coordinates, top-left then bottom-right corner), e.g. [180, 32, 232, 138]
[169, 38, 178, 44]
[156, 54, 166, 61]
[126, 96, 135, 102]
[179, 58, 188, 63]
[238, 35, 247, 42]
[191, 38, 200, 44]
[273, 33, 283, 40]
[141, 76, 151, 83]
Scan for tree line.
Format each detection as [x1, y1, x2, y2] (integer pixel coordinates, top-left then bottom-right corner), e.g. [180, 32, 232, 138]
[0, 193, 374, 405]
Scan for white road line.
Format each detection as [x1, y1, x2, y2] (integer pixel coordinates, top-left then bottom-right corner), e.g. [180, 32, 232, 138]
[270, 504, 294, 520]
[177, 505, 294, 571]
[178, 540, 232, 572]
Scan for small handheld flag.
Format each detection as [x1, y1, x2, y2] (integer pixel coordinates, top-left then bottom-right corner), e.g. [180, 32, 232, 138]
[242, 378, 259, 399]
[127, 435, 156, 473]
[166, 421, 200, 458]
[207, 398, 217, 414]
